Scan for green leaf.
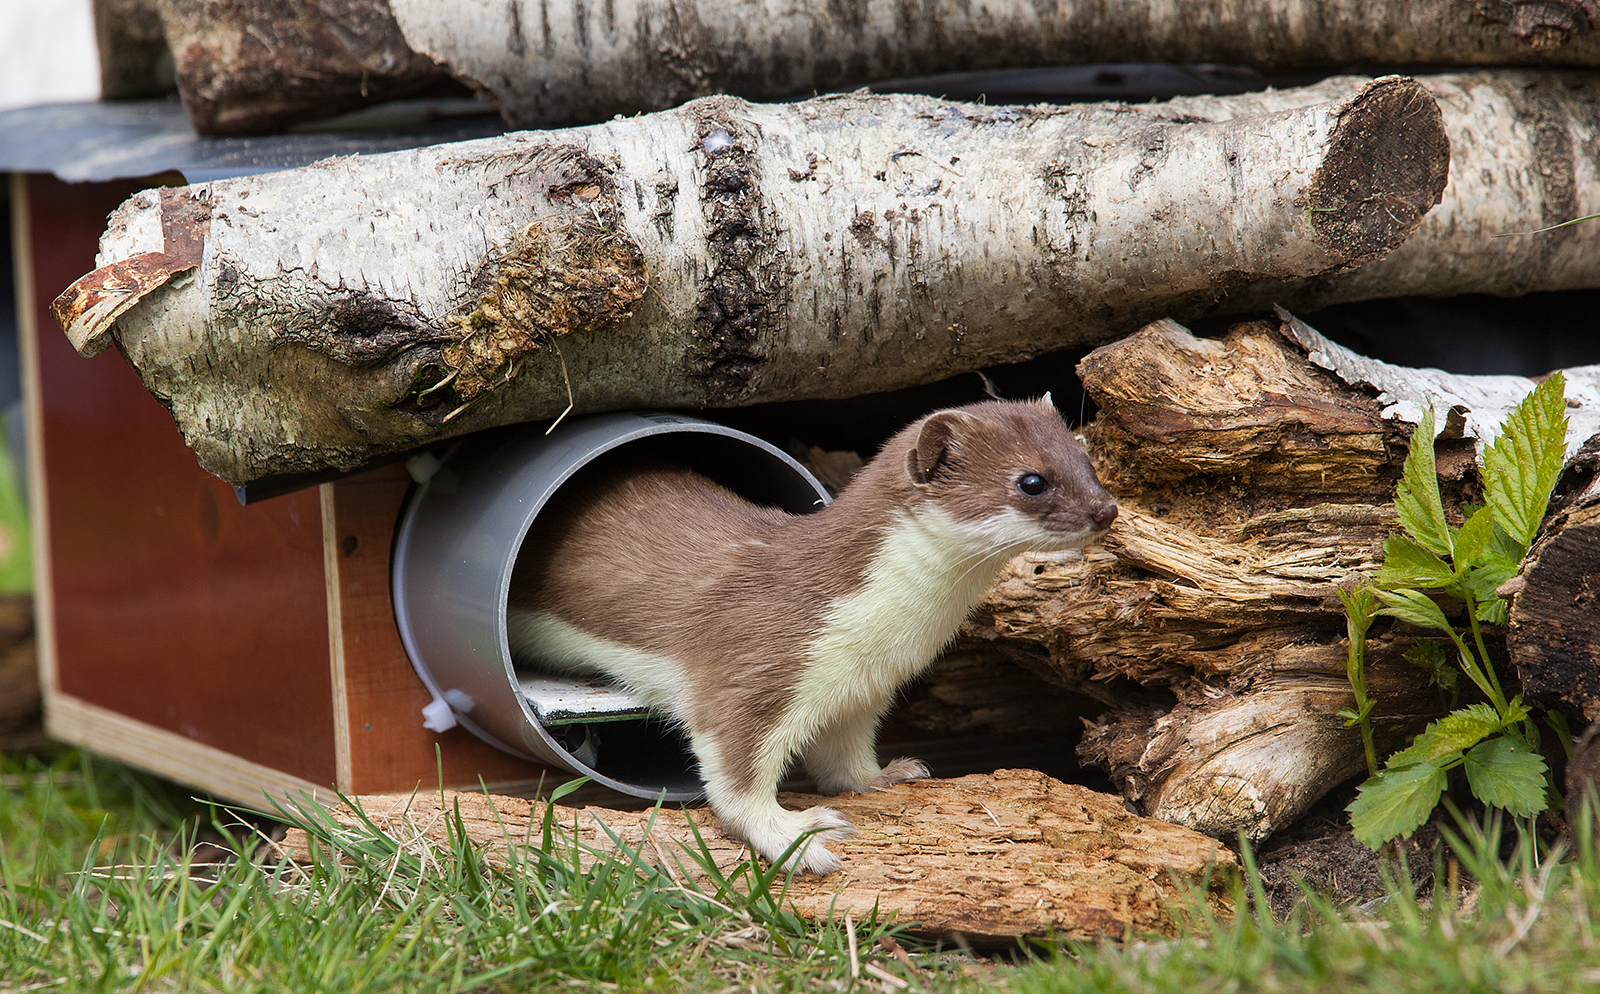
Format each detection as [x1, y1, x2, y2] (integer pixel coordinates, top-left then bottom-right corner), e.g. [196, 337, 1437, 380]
[1375, 535, 1456, 589]
[1488, 522, 1527, 566]
[1483, 372, 1569, 547]
[1337, 585, 1379, 633]
[1385, 703, 1502, 767]
[1374, 588, 1453, 634]
[1463, 736, 1549, 816]
[1348, 763, 1447, 849]
[1452, 505, 1495, 569]
[1394, 407, 1454, 558]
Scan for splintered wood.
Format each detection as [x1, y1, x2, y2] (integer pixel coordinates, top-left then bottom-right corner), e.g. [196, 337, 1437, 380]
[961, 314, 1600, 844]
[272, 771, 1235, 943]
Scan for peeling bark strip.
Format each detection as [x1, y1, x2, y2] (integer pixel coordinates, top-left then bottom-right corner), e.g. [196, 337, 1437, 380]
[272, 773, 1237, 943]
[56, 80, 1446, 486]
[385, 0, 1600, 130]
[54, 187, 210, 355]
[960, 314, 1600, 841]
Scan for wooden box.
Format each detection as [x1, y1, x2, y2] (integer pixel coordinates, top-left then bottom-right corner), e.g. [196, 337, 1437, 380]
[15, 173, 557, 806]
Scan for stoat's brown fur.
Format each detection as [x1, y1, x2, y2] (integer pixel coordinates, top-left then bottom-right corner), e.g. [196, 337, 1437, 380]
[508, 398, 1117, 874]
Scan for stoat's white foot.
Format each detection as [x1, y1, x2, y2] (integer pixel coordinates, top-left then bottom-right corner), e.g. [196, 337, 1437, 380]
[869, 757, 930, 790]
[740, 805, 855, 875]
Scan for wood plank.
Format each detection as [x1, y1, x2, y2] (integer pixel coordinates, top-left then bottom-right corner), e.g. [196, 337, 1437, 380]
[275, 771, 1238, 944]
[47, 692, 334, 808]
[22, 173, 338, 788]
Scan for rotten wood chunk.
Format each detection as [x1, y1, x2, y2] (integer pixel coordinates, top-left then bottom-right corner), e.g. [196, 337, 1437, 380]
[271, 771, 1237, 943]
[1509, 433, 1600, 720]
[961, 314, 1600, 842]
[962, 318, 1467, 841]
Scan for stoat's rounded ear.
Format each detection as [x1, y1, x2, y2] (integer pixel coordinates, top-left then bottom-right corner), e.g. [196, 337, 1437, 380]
[906, 410, 975, 485]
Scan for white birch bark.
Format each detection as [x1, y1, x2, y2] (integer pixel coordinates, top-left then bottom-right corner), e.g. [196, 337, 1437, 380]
[388, 0, 1600, 129]
[54, 77, 1445, 485]
[1178, 71, 1600, 312]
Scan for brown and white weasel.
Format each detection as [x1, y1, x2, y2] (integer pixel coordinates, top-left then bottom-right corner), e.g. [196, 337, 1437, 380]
[507, 397, 1117, 874]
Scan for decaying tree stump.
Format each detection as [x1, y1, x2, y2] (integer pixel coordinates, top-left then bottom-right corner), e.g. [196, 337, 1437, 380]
[272, 771, 1236, 943]
[958, 314, 1600, 841]
[54, 77, 1447, 487]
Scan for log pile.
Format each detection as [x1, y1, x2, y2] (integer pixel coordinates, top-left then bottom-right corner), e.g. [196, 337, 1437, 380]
[54, 76, 1451, 487]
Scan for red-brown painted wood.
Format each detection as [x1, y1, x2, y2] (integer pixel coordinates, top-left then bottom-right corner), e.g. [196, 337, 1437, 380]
[27, 173, 338, 786]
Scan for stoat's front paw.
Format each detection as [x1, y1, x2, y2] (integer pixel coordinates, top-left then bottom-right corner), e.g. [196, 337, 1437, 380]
[771, 806, 855, 876]
[868, 757, 930, 790]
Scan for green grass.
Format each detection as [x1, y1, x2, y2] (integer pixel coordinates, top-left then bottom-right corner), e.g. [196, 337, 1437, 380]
[4, 750, 1600, 993]
[0, 426, 30, 593]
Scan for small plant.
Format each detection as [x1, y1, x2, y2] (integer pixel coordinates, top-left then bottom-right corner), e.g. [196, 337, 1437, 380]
[1342, 373, 1570, 850]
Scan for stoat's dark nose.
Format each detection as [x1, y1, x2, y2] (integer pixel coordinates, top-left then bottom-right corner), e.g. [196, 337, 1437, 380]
[1091, 503, 1119, 529]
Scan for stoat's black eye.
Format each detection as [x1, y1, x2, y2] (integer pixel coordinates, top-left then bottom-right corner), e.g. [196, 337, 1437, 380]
[1017, 473, 1048, 496]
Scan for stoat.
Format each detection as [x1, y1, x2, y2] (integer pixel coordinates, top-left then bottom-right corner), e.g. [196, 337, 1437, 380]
[507, 397, 1118, 874]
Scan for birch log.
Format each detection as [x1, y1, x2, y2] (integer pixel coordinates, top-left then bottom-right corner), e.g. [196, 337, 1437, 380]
[959, 313, 1600, 841]
[151, 0, 1600, 134]
[1182, 71, 1600, 312]
[53, 78, 1446, 486]
[393, 0, 1600, 130]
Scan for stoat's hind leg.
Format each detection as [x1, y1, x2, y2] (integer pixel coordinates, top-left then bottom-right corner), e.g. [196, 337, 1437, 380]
[695, 731, 854, 875]
[801, 708, 884, 796]
[802, 709, 930, 795]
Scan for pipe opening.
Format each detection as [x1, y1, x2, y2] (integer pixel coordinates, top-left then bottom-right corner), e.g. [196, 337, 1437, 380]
[392, 413, 830, 801]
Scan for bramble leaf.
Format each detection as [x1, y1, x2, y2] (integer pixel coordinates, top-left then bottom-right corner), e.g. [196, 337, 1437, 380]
[1338, 586, 1379, 633]
[1349, 763, 1448, 849]
[1385, 703, 1502, 768]
[1453, 505, 1495, 569]
[1483, 372, 1569, 548]
[1375, 535, 1456, 589]
[1395, 407, 1454, 558]
[1460, 556, 1517, 625]
[1488, 522, 1526, 566]
[1404, 641, 1458, 694]
[1463, 736, 1549, 816]
[1374, 588, 1453, 634]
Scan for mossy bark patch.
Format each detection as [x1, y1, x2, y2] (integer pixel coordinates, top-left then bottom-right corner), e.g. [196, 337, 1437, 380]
[433, 146, 648, 415]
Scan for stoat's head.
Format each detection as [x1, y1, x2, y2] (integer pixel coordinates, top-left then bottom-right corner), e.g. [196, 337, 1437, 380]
[902, 395, 1117, 553]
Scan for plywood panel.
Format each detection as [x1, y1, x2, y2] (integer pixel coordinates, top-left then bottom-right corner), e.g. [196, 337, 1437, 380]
[22, 173, 338, 787]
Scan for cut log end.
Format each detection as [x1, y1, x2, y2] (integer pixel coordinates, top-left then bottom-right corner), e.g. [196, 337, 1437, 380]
[1309, 76, 1449, 266]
